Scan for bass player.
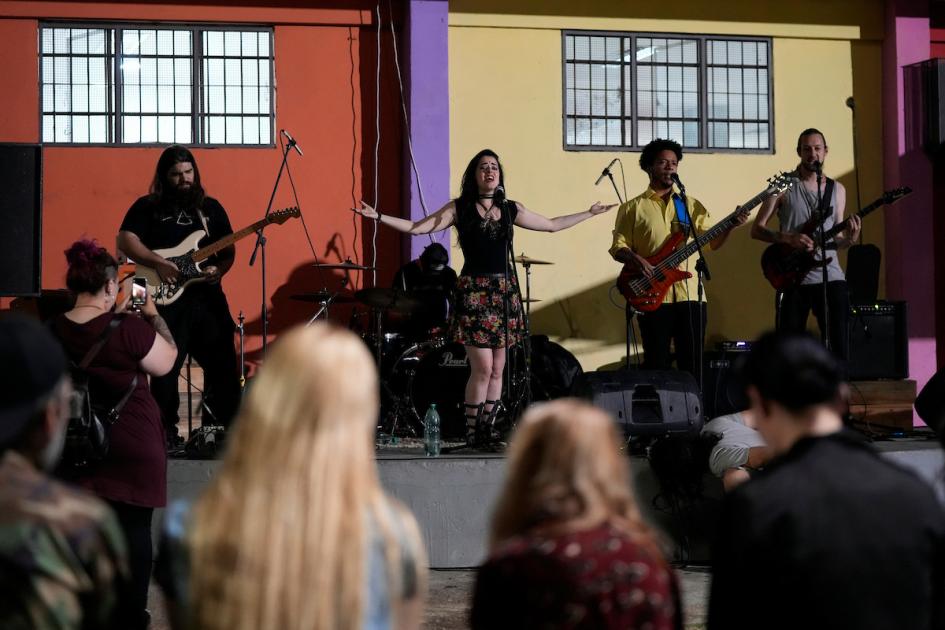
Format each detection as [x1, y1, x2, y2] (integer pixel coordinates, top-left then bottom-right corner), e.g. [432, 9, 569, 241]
[610, 138, 748, 377]
[117, 145, 241, 444]
[751, 128, 861, 362]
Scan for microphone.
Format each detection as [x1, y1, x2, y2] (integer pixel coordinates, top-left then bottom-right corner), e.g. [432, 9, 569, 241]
[811, 160, 822, 173]
[594, 158, 619, 186]
[670, 172, 686, 193]
[281, 129, 304, 156]
[493, 185, 507, 210]
[845, 96, 855, 110]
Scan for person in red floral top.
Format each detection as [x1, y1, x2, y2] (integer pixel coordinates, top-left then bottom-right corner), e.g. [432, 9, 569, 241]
[471, 399, 681, 629]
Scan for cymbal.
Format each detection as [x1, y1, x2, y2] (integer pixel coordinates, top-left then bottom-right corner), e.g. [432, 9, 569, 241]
[314, 259, 374, 271]
[514, 254, 553, 266]
[355, 288, 426, 313]
[290, 291, 357, 304]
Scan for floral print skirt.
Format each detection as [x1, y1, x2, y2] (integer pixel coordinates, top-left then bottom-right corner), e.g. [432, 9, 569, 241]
[449, 273, 524, 348]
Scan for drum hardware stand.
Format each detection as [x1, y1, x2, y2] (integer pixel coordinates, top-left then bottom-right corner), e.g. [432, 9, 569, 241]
[237, 310, 246, 390]
[305, 293, 336, 326]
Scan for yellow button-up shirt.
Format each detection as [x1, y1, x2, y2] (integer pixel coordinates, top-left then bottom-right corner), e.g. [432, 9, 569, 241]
[609, 187, 712, 303]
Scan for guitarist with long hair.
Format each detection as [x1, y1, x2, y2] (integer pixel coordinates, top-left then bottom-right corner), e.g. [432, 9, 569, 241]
[610, 139, 748, 376]
[117, 145, 241, 445]
[751, 128, 861, 362]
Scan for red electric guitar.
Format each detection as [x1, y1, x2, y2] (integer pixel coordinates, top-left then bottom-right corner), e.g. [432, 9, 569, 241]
[617, 173, 793, 312]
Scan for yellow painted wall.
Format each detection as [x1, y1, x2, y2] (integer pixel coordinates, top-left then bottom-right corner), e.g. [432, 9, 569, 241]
[448, 1, 887, 370]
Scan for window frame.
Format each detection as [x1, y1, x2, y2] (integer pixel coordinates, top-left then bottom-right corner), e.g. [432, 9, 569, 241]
[561, 30, 775, 154]
[39, 21, 276, 148]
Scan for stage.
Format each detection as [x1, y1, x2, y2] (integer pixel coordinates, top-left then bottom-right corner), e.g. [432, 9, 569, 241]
[160, 435, 945, 569]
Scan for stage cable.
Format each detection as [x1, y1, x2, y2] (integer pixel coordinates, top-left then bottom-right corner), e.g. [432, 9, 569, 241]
[387, 0, 436, 246]
[369, 2, 382, 288]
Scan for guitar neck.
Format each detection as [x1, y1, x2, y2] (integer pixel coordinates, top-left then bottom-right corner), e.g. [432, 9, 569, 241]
[192, 217, 272, 262]
[665, 187, 771, 267]
[821, 198, 885, 241]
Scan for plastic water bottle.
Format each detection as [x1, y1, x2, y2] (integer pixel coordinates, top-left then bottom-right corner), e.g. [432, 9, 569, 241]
[424, 404, 441, 457]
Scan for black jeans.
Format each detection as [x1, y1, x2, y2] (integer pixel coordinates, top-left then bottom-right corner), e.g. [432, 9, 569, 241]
[108, 501, 153, 629]
[150, 287, 240, 434]
[777, 280, 850, 362]
[636, 301, 707, 379]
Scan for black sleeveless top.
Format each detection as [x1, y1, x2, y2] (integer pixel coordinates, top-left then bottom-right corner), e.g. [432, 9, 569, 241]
[455, 198, 518, 275]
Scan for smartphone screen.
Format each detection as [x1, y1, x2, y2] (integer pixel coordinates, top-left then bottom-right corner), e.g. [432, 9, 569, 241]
[132, 278, 148, 306]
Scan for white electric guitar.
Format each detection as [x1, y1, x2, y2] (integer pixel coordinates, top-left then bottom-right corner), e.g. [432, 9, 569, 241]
[135, 207, 299, 306]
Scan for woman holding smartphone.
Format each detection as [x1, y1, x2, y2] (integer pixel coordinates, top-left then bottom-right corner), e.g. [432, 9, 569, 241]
[52, 239, 177, 628]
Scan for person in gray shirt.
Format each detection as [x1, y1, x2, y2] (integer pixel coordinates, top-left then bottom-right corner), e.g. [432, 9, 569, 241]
[702, 409, 772, 491]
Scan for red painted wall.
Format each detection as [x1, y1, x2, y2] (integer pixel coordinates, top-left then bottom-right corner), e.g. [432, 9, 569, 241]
[0, 1, 405, 363]
[932, 28, 945, 58]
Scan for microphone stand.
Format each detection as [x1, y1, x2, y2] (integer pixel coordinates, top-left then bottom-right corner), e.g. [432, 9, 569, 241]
[249, 138, 294, 357]
[815, 168, 831, 351]
[677, 184, 708, 395]
[601, 165, 636, 370]
[605, 169, 625, 205]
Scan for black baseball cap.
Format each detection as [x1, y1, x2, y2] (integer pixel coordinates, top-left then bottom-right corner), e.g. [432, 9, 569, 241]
[0, 315, 68, 444]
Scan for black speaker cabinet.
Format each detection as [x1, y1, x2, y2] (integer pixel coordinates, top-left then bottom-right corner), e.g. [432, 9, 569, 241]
[703, 350, 750, 419]
[573, 369, 703, 437]
[0, 143, 42, 296]
[848, 302, 908, 380]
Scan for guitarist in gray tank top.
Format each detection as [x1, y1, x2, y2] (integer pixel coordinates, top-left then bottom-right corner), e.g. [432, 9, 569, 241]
[751, 128, 861, 362]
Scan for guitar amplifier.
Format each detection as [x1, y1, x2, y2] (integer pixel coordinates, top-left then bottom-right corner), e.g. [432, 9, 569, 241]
[847, 302, 908, 380]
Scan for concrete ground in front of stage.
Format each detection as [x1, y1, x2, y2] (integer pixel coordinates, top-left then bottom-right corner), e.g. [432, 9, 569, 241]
[148, 566, 711, 629]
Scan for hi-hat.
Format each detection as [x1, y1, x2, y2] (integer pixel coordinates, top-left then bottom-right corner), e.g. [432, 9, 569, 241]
[355, 288, 425, 313]
[290, 291, 356, 304]
[314, 258, 374, 271]
[514, 254, 553, 266]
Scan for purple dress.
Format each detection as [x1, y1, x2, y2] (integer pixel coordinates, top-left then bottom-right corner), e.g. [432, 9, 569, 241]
[54, 312, 167, 508]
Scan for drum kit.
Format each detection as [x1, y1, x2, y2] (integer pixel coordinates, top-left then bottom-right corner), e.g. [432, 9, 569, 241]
[294, 254, 565, 441]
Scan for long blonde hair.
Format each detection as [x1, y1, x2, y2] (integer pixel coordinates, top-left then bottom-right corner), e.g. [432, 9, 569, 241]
[188, 323, 424, 630]
[489, 399, 661, 558]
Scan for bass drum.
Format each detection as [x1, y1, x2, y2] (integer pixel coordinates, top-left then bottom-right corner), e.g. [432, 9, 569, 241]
[407, 342, 470, 440]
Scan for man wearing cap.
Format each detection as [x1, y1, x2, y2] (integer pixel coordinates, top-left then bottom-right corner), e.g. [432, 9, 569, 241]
[0, 315, 132, 629]
[392, 242, 458, 338]
[708, 331, 945, 630]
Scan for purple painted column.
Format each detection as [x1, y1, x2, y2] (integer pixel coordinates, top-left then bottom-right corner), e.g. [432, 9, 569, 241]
[402, 0, 451, 262]
[881, 0, 935, 423]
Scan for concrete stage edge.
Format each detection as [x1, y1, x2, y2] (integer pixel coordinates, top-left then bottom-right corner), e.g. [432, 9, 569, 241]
[162, 440, 945, 569]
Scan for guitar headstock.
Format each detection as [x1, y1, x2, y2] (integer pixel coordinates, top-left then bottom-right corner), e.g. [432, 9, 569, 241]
[765, 172, 794, 195]
[268, 207, 301, 225]
[882, 186, 912, 204]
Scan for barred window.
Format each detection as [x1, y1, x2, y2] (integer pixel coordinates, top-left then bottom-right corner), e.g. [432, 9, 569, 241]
[40, 23, 274, 146]
[563, 31, 772, 152]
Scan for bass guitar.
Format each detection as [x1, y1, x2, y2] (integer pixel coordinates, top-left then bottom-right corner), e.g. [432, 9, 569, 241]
[617, 173, 793, 312]
[760, 187, 911, 290]
[135, 207, 300, 306]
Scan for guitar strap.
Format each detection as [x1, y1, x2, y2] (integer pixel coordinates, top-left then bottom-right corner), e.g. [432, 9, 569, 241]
[817, 178, 835, 219]
[197, 207, 211, 238]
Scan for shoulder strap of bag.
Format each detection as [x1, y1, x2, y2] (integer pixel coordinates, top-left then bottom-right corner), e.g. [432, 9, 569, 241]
[78, 315, 125, 369]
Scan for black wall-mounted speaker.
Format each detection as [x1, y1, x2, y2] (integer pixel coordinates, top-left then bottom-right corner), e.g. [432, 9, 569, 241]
[0, 143, 42, 296]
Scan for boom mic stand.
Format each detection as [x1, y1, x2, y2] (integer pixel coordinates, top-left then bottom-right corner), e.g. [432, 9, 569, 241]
[250, 134, 297, 357]
[676, 180, 709, 396]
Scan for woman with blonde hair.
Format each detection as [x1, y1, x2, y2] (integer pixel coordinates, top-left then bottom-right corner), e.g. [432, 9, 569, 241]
[471, 399, 681, 629]
[156, 323, 426, 630]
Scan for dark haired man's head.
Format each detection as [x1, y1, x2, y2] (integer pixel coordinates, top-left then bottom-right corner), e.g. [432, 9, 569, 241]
[419, 242, 450, 271]
[0, 315, 71, 469]
[64, 239, 118, 295]
[639, 139, 683, 171]
[459, 149, 504, 204]
[737, 331, 845, 452]
[796, 128, 828, 174]
[150, 144, 206, 210]
[639, 139, 683, 190]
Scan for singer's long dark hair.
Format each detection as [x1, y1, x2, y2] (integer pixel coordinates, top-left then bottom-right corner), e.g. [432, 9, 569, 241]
[457, 149, 506, 206]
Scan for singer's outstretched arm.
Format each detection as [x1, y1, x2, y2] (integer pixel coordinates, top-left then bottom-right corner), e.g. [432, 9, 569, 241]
[353, 200, 456, 235]
[513, 201, 616, 233]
